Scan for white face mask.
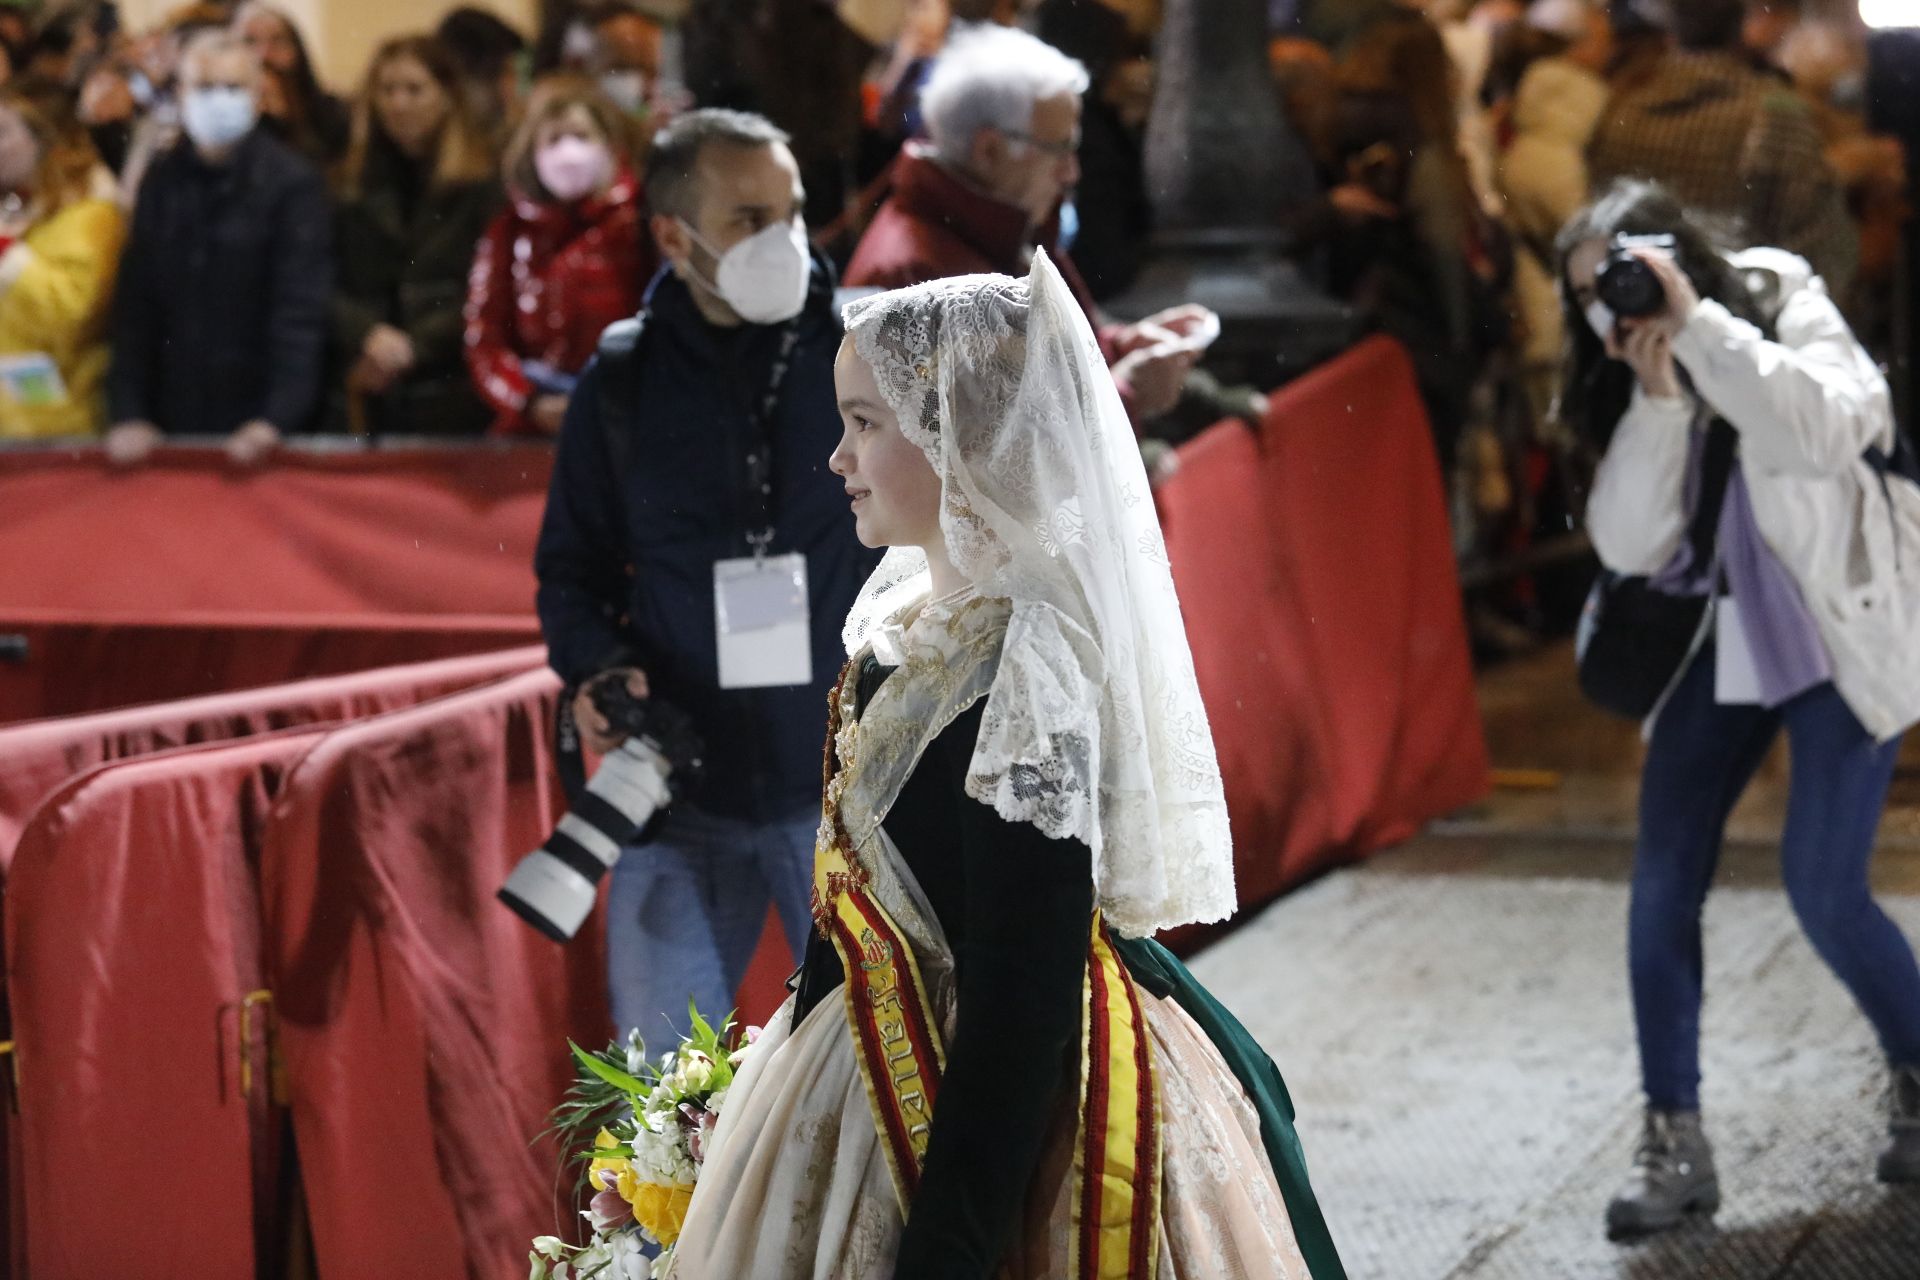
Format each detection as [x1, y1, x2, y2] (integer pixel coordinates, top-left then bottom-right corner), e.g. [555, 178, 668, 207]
[599, 69, 647, 115]
[680, 217, 811, 325]
[1584, 298, 1617, 345]
[181, 86, 259, 151]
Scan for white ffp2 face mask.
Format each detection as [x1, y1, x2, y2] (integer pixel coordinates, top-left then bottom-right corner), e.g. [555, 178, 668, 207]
[1584, 298, 1617, 344]
[681, 217, 811, 325]
[181, 86, 259, 151]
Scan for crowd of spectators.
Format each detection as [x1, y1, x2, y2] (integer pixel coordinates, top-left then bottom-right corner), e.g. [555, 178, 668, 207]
[0, 0, 1901, 565]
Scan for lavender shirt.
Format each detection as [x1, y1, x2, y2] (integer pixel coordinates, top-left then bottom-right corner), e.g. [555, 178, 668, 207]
[1652, 420, 1833, 707]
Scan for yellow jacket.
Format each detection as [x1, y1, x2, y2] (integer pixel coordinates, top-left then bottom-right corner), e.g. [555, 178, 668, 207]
[0, 194, 126, 439]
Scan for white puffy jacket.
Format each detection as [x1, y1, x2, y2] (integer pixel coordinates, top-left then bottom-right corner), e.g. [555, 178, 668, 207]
[1586, 248, 1920, 741]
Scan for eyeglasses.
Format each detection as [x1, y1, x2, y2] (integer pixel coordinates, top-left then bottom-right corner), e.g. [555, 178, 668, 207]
[999, 128, 1080, 160]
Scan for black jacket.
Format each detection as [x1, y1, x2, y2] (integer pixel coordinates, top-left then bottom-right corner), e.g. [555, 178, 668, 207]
[109, 128, 331, 435]
[534, 257, 880, 822]
[328, 145, 499, 437]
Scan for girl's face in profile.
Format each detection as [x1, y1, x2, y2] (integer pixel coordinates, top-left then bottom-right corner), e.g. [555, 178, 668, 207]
[828, 337, 943, 551]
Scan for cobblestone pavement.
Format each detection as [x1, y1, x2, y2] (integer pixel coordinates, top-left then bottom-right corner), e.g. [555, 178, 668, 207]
[1188, 643, 1920, 1279]
[1194, 855, 1920, 1280]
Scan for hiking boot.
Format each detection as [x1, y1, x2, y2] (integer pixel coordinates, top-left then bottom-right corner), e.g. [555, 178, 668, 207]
[1878, 1062, 1920, 1184]
[1606, 1109, 1719, 1239]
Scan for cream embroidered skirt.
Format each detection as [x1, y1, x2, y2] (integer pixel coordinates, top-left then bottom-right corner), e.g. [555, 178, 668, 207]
[669, 984, 1315, 1279]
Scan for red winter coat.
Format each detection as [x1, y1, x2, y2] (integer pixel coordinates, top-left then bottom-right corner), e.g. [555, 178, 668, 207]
[464, 172, 658, 436]
[843, 145, 1137, 416]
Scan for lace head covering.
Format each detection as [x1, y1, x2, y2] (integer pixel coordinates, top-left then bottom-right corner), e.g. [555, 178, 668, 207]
[838, 252, 1236, 937]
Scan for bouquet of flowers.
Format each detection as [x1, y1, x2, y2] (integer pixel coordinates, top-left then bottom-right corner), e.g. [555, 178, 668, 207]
[530, 1004, 756, 1280]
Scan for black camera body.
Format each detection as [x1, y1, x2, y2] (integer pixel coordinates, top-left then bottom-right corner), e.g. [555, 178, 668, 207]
[499, 679, 706, 942]
[1596, 233, 1679, 319]
[588, 678, 703, 768]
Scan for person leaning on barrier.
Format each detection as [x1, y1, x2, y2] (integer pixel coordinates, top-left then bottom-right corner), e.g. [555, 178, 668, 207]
[533, 107, 878, 1047]
[104, 28, 329, 467]
[1562, 178, 1920, 1240]
[327, 34, 499, 439]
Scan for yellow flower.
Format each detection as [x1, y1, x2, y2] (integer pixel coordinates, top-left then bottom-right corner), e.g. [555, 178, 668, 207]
[631, 1180, 695, 1246]
[588, 1130, 634, 1195]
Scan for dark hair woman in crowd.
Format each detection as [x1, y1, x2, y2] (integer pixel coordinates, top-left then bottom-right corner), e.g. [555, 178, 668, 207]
[464, 74, 653, 436]
[233, 3, 348, 166]
[436, 5, 530, 141]
[1563, 179, 1920, 1239]
[331, 34, 499, 437]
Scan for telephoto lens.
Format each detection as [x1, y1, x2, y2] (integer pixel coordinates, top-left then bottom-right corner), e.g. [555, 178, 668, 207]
[499, 685, 704, 941]
[1596, 233, 1678, 319]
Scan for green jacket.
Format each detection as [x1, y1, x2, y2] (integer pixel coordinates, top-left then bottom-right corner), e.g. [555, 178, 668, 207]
[1118, 935, 1348, 1280]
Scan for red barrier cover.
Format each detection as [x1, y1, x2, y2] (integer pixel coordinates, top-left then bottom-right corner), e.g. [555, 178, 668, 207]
[7, 729, 330, 1279]
[1255, 336, 1488, 850]
[0, 445, 552, 616]
[261, 668, 611, 1279]
[0, 444, 551, 719]
[1156, 336, 1488, 929]
[1157, 421, 1340, 913]
[0, 645, 546, 868]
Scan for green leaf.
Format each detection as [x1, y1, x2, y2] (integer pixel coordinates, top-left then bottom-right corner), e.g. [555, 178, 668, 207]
[570, 1040, 650, 1096]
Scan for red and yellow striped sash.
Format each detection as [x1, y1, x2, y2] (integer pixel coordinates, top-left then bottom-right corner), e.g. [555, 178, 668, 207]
[813, 665, 1162, 1275]
[1075, 916, 1162, 1279]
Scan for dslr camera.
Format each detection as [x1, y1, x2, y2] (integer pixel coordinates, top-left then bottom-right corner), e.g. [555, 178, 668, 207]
[499, 675, 705, 942]
[1595, 233, 1679, 319]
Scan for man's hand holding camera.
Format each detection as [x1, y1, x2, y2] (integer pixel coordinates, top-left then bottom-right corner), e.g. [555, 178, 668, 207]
[574, 667, 649, 755]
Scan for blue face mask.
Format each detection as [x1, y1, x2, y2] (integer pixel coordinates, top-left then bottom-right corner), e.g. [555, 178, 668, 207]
[1057, 198, 1080, 253]
[180, 86, 258, 151]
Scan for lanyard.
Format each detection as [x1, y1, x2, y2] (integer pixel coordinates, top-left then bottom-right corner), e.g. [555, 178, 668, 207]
[743, 318, 804, 561]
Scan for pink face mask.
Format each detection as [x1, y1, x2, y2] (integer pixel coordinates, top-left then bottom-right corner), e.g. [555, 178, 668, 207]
[534, 136, 611, 203]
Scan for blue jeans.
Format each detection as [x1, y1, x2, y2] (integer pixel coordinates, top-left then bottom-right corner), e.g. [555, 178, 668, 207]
[606, 803, 816, 1050]
[1631, 649, 1920, 1111]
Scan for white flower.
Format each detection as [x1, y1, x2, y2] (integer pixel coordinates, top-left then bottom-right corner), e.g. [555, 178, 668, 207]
[531, 1237, 568, 1261]
[606, 1232, 649, 1280]
[680, 1052, 715, 1093]
[706, 1086, 730, 1117]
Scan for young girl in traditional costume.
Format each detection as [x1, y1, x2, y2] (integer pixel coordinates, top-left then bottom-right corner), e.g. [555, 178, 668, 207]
[667, 253, 1347, 1280]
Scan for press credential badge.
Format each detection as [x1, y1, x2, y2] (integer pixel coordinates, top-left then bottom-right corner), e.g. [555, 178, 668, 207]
[715, 553, 812, 688]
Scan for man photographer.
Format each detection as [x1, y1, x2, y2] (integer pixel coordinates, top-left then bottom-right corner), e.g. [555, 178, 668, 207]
[534, 108, 875, 1044]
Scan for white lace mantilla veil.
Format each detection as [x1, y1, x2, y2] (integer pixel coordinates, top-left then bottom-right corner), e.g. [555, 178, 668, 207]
[837, 251, 1236, 938]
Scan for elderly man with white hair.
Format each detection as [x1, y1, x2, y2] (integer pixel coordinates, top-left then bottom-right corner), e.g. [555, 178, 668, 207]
[846, 23, 1213, 424]
[105, 28, 330, 467]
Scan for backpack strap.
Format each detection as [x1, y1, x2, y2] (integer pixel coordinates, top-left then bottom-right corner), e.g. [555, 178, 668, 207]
[551, 314, 651, 804]
[595, 313, 650, 482]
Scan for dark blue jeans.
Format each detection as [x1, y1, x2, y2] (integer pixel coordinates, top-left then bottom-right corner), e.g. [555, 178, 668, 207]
[1631, 649, 1920, 1111]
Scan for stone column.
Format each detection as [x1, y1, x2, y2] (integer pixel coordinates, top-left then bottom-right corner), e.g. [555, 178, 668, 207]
[1141, 0, 1315, 238]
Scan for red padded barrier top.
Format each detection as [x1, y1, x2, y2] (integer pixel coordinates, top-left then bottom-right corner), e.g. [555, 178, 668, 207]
[0, 445, 552, 616]
[0, 644, 546, 868]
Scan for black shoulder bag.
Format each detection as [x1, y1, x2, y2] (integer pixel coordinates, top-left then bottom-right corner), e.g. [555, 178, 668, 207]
[1575, 416, 1736, 720]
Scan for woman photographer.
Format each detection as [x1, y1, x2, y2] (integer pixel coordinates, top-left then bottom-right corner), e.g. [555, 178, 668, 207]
[1563, 179, 1920, 1238]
